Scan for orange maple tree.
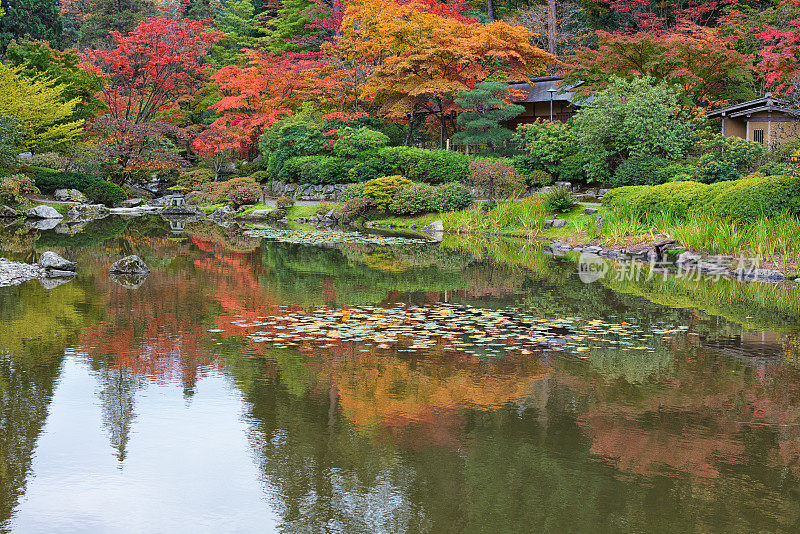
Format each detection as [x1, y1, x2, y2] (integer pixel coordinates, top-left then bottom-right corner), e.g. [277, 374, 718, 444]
[339, 0, 553, 145]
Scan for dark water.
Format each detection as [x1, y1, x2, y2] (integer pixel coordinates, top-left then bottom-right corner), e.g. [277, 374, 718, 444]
[2, 216, 800, 533]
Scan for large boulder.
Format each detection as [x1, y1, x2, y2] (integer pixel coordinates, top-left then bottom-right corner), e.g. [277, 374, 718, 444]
[0, 205, 18, 218]
[424, 220, 444, 232]
[110, 255, 150, 275]
[210, 205, 235, 220]
[54, 188, 88, 203]
[39, 251, 77, 272]
[25, 205, 63, 219]
[248, 208, 275, 219]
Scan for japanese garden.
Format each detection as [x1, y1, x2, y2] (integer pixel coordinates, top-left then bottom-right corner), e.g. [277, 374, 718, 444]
[3, 0, 800, 531]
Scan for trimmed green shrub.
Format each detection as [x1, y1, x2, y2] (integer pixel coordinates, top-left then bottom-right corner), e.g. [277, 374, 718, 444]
[83, 180, 127, 205]
[602, 175, 800, 221]
[431, 182, 473, 212]
[348, 156, 399, 182]
[32, 168, 101, 193]
[281, 155, 356, 184]
[377, 147, 471, 184]
[390, 184, 435, 215]
[612, 156, 671, 186]
[362, 175, 414, 210]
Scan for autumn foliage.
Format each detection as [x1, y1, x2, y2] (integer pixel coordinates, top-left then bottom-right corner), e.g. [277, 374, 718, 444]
[81, 17, 221, 123]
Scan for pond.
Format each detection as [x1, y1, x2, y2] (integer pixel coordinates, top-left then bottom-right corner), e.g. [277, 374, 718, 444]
[2, 216, 800, 533]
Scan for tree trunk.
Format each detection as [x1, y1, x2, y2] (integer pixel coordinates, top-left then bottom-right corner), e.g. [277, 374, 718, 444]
[487, 0, 494, 20]
[547, 0, 556, 55]
[404, 109, 416, 146]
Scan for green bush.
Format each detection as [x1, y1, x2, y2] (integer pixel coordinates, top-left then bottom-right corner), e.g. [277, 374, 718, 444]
[377, 147, 471, 184]
[695, 153, 741, 183]
[513, 120, 584, 182]
[348, 156, 399, 182]
[32, 168, 101, 193]
[362, 175, 414, 210]
[527, 169, 553, 187]
[177, 168, 214, 191]
[0, 174, 39, 205]
[431, 182, 473, 212]
[704, 174, 800, 220]
[31, 167, 126, 205]
[541, 186, 575, 213]
[602, 175, 800, 221]
[612, 156, 672, 186]
[333, 127, 389, 158]
[389, 184, 435, 215]
[340, 182, 366, 202]
[281, 155, 356, 184]
[83, 180, 127, 205]
[249, 170, 272, 183]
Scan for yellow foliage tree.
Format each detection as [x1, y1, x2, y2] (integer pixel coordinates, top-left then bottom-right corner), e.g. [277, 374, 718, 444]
[0, 64, 84, 151]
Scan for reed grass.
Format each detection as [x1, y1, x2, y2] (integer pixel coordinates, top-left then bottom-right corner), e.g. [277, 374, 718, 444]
[601, 207, 800, 265]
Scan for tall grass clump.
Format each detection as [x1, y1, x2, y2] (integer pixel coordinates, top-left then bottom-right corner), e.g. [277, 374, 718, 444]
[442, 195, 548, 237]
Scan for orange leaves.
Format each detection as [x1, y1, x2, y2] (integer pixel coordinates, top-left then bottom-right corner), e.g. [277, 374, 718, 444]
[339, 0, 552, 118]
[210, 50, 346, 142]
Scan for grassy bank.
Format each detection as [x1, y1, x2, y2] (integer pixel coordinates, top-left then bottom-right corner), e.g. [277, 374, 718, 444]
[201, 195, 800, 273]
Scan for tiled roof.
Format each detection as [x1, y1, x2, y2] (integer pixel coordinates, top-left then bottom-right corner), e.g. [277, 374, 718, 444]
[505, 77, 585, 105]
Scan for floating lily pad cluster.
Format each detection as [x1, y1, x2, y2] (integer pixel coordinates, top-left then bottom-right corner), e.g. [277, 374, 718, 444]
[244, 227, 427, 246]
[219, 303, 688, 357]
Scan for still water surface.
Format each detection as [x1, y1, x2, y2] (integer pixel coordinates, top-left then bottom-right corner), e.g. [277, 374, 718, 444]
[2, 216, 800, 533]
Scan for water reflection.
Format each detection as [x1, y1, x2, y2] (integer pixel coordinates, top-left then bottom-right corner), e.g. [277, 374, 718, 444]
[1, 217, 800, 532]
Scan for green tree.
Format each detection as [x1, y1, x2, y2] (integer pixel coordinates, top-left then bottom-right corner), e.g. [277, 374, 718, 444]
[452, 82, 524, 148]
[5, 40, 104, 120]
[0, 115, 25, 166]
[78, 0, 155, 47]
[264, 0, 317, 52]
[0, 64, 83, 150]
[573, 76, 698, 183]
[209, 0, 267, 66]
[0, 0, 62, 51]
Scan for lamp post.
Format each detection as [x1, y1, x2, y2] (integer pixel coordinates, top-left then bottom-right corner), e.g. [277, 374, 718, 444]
[547, 87, 557, 121]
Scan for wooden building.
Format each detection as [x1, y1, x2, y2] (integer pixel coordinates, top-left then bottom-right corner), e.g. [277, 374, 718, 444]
[707, 94, 800, 146]
[505, 76, 585, 129]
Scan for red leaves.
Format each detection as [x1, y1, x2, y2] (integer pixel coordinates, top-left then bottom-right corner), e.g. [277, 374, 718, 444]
[81, 17, 222, 124]
[210, 50, 346, 143]
[758, 18, 800, 92]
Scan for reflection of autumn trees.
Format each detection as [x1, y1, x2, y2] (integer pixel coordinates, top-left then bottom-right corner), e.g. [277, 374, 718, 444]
[79, 261, 221, 389]
[559, 339, 800, 482]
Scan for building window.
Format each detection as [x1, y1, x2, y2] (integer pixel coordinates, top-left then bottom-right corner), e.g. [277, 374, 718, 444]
[753, 129, 765, 144]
